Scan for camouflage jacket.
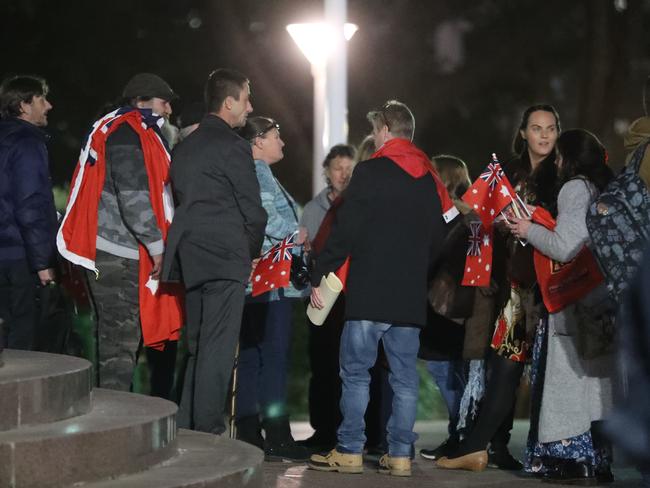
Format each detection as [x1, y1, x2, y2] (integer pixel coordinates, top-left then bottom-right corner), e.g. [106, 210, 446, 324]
[96, 123, 163, 260]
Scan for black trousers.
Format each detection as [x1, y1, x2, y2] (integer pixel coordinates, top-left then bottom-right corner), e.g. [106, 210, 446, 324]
[0, 259, 38, 350]
[306, 294, 345, 438]
[177, 279, 244, 435]
[460, 351, 523, 454]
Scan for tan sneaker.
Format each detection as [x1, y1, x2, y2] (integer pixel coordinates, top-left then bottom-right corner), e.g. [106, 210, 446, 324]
[309, 449, 363, 473]
[378, 454, 411, 477]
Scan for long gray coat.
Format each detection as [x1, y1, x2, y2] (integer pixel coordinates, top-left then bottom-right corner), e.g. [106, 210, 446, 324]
[527, 179, 615, 443]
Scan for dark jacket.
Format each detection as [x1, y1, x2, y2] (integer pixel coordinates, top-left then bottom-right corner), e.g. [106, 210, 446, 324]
[162, 114, 267, 288]
[312, 157, 447, 327]
[0, 118, 57, 270]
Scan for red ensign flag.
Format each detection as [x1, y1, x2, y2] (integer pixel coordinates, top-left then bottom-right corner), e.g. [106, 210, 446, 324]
[462, 154, 517, 226]
[251, 233, 297, 297]
[461, 222, 494, 287]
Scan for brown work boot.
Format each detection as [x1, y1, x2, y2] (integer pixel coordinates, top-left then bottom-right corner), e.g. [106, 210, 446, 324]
[378, 454, 411, 476]
[309, 449, 363, 473]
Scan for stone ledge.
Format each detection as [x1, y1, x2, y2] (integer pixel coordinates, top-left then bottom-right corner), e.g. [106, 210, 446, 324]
[0, 389, 177, 488]
[84, 429, 264, 488]
[0, 350, 92, 431]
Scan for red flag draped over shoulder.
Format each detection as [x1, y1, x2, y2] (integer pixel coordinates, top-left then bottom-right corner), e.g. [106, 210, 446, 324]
[531, 207, 603, 313]
[57, 108, 184, 350]
[372, 138, 459, 223]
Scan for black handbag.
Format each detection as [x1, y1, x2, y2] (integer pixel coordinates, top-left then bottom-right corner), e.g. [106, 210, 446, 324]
[290, 250, 311, 290]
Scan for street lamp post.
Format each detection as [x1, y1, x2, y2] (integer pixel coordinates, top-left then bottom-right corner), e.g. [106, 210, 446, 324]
[287, 0, 357, 197]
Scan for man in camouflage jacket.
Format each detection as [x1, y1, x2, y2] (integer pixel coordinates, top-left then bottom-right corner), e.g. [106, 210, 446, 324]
[85, 73, 175, 391]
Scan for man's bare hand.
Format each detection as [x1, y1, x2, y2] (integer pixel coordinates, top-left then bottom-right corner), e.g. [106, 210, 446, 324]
[310, 286, 324, 309]
[150, 254, 163, 280]
[37, 268, 55, 286]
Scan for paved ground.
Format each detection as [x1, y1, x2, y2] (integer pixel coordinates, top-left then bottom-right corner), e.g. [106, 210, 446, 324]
[263, 420, 644, 488]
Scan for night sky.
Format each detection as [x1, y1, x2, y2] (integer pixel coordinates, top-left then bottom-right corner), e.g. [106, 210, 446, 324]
[2, 0, 649, 204]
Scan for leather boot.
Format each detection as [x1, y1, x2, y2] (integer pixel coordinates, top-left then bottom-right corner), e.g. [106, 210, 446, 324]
[236, 415, 264, 450]
[262, 415, 311, 462]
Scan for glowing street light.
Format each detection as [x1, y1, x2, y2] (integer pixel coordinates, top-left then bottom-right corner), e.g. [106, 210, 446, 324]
[287, 1, 357, 196]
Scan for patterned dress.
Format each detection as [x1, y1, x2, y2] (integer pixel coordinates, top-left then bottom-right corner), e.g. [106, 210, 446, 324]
[524, 318, 611, 474]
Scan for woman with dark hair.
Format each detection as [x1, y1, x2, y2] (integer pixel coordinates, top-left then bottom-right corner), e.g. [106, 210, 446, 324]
[507, 129, 615, 483]
[437, 105, 561, 472]
[234, 116, 310, 462]
[418, 155, 472, 460]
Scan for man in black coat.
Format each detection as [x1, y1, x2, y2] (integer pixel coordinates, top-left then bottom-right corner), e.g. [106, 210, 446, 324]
[309, 100, 449, 476]
[162, 68, 267, 435]
[0, 75, 57, 351]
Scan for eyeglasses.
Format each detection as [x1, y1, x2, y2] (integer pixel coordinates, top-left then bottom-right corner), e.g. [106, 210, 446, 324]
[251, 120, 280, 139]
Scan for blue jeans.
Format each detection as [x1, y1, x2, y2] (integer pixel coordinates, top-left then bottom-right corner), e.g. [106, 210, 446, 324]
[426, 360, 466, 439]
[337, 320, 420, 457]
[235, 298, 293, 420]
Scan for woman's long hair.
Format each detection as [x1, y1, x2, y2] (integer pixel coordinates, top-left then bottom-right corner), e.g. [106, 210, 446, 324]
[556, 129, 614, 192]
[431, 154, 471, 199]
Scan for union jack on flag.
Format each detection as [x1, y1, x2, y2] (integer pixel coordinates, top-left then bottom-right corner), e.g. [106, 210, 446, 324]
[479, 160, 504, 191]
[271, 233, 297, 262]
[467, 222, 483, 256]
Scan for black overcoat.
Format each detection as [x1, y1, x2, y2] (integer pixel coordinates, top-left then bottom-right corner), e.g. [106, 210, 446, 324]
[312, 157, 447, 326]
[162, 115, 267, 289]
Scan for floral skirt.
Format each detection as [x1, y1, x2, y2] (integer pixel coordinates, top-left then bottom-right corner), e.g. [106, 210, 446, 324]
[524, 318, 611, 474]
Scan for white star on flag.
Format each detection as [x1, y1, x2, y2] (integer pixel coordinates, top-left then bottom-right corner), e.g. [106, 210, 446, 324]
[483, 235, 491, 247]
[500, 185, 511, 198]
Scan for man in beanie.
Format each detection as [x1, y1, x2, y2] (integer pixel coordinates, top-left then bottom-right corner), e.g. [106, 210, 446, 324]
[58, 73, 183, 393]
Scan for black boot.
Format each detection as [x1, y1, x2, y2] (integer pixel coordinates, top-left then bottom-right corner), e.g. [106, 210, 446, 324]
[236, 415, 264, 450]
[295, 430, 337, 453]
[262, 416, 311, 462]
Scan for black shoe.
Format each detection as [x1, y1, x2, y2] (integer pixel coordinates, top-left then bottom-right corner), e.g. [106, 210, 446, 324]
[596, 466, 614, 484]
[263, 416, 311, 462]
[487, 446, 523, 471]
[420, 438, 457, 461]
[296, 432, 337, 453]
[235, 415, 264, 450]
[542, 460, 597, 486]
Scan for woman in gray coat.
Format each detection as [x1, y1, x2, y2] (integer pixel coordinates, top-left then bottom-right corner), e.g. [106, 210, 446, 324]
[508, 129, 615, 483]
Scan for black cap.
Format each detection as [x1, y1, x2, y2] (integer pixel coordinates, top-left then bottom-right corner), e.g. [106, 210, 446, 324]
[122, 73, 177, 101]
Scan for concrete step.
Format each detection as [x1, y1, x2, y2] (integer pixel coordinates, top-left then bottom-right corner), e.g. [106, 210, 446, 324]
[0, 388, 177, 488]
[84, 429, 264, 488]
[0, 349, 92, 431]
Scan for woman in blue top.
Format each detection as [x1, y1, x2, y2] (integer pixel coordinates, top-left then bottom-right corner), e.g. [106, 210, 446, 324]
[235, 116, 309, 462]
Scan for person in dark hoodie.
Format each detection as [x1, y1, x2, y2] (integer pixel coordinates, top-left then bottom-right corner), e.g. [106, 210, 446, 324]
[0, 75, 57, 352]
[308, 100, 456, 477]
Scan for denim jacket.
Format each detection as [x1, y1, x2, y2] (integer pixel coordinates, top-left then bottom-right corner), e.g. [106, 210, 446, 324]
[246, 160, 309, 301]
